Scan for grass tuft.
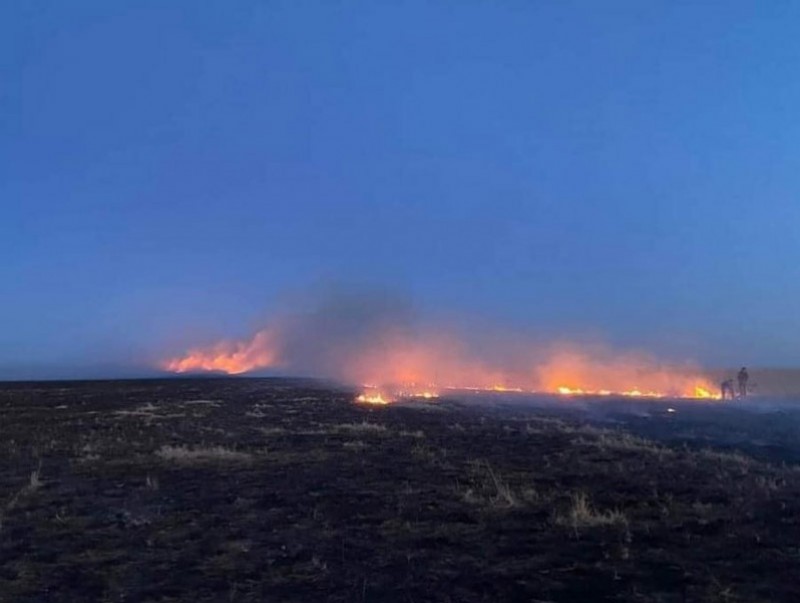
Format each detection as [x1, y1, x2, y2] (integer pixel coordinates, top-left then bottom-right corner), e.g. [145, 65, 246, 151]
[156, 445, 252, 463]
[555, 492, 627, 535]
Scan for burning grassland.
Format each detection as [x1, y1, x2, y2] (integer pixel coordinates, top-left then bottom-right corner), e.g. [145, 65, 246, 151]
[163, 329, 280, 375]
[163, 297, 719, 402]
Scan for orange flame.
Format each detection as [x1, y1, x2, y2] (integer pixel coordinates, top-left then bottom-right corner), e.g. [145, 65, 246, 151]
[355, 390, 392, 405]
[163, 322, 719, 402]
[536, 348, 718, 400]
[350, 342, 719, 403]
[163, 329, 279, 374]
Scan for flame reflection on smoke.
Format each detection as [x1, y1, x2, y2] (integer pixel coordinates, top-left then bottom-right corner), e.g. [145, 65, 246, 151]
[163, 329, 279, 375]
[162, 297, 719, 402]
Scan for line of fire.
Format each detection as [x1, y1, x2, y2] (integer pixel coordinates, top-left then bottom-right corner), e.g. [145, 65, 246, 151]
[163, 326, 720, 404]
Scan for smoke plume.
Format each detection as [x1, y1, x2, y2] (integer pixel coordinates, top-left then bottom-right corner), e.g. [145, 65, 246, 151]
[163, 290, 718, 400]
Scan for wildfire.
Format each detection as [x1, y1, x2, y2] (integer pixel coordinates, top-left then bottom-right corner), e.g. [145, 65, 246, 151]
[163, 312, 721, 404]
[356, 391, 392, 405]
[621, 389, 661, 398]
[395, 386, 440, 399]
[413, 391, 439, 399]
[163, 329, 279, 374]
[355, 379, 719, 405]
[557, 386, 588, 395]
[355, 386, 439, 405]
[693, 386, 715, 399]
[537, 349, 719, 401]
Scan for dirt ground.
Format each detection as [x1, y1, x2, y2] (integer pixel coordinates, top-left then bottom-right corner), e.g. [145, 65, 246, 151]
[1, 378, 799, 602]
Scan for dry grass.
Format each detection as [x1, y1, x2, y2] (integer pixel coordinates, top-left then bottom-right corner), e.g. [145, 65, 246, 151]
[1, 460, 43, 531]
[461, 461, 522, 509]
[411, 443, 449, 464]
[525, 418, 598, 435]
[75, 442, 101, 463]
[596, 432, 669, 454]
[115, 406, 187, 420]
[753, 475, 784, 492]
[555, 492, 628, 535]
[182, 400, 222, 406]
[256, 427, 288, 436]
[3, 380, 800, 602]
[332, 421, 388, 434]
[691, 500, 716, 516]
[145, 474, 159, 490]
[155, 445, 252, 463]
[29, 463, 42, 490]
[696, 448, 756, 467]
[114, 402, 159, 417]
[245, 402, 271, 418]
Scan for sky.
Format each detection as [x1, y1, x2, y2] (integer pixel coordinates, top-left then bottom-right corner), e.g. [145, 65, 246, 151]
[2, 1, 800, 378]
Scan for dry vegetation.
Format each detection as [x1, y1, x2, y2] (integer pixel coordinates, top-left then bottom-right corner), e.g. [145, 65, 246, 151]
[155, 444, 253, 463]
[555, 492, 628, 533]
[0, 379, 799, 602]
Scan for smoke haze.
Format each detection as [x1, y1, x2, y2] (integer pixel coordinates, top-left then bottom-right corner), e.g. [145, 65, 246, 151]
[163, 290, 719, 399]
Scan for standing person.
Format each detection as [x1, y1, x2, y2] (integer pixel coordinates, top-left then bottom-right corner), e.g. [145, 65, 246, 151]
[720, 379, 734, 400]
[737, 367, 749, 398]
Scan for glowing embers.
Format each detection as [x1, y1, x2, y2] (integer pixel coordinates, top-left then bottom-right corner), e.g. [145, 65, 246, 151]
[356, 380, 720, 407]
[355, 385, 440, 405]
[620, 389, 662, 398]
[490, 385, 524, 393]
[555, 384, 720, 400]
[355, 390, 392, 405]
[555, 386, 663, 398]
[396, 386, 440, 400]
[557, 386, 590, 396]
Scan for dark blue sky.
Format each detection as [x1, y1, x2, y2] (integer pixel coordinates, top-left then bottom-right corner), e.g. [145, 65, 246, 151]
[3, 1, 800, 377]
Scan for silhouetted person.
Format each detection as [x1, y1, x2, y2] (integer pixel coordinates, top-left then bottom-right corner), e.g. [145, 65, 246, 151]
[737, 367, 749, 397]
[720, 379, 734, 400]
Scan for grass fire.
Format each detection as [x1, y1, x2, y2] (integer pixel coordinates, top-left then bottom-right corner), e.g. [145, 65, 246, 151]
[7, 2, 797, 600]
[163, 300, 719, 403]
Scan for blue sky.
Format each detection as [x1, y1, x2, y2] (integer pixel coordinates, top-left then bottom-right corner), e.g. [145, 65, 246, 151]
[2, 1, 800, 377]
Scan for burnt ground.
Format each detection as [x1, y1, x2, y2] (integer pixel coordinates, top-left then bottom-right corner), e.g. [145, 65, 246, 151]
[1, 379, 799, 602]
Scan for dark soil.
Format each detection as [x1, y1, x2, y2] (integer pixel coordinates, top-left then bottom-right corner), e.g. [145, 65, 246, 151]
[1, 378, 799, 602]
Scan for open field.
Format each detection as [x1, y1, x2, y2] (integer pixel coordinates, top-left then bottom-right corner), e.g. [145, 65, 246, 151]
[1, 379, 799, 602]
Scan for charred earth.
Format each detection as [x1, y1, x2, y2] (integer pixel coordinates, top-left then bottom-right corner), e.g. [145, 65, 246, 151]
[1, 379, 799, 602]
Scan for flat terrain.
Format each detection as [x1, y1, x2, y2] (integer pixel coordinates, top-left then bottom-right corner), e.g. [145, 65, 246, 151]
[1, 379, 799, 602]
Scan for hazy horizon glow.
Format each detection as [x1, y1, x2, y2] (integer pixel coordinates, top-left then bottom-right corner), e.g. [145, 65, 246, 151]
[159, 293, 718, 400]
[3, 1, 800, 378]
